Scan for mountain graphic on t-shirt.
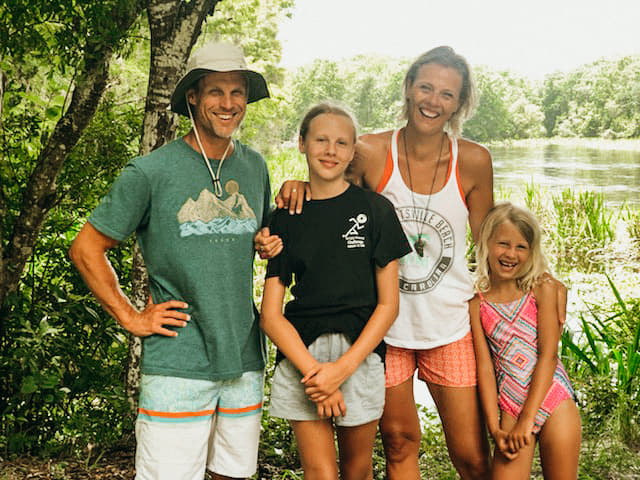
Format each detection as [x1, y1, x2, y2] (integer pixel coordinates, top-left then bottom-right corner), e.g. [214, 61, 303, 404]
[177, 188, 257, 237]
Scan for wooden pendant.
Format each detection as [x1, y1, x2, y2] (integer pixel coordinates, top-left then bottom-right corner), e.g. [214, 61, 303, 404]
[414, 236, 425, 257]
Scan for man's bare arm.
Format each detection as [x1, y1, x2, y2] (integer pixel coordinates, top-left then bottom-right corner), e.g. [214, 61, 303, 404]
[69, 223, 189, 337]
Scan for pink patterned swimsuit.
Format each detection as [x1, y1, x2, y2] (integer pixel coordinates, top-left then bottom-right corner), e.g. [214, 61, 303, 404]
[479, 292, 575, 433]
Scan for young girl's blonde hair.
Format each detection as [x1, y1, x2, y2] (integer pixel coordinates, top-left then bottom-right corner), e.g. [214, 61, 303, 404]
[474, 202, 550, 293]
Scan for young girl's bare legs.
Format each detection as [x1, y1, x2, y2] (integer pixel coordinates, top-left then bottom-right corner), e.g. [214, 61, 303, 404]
[336, 420, 378, 480]
[291, 419, 338, 480]
[491, 412, 536, 480]
[379, 377, 422, 480]
[538, 399, 581, 480]
[428, 382, 491, 479]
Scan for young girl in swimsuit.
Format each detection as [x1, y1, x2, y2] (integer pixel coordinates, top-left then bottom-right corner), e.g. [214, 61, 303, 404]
[260, 103, 410, 479]
[470, 202, 581, 479]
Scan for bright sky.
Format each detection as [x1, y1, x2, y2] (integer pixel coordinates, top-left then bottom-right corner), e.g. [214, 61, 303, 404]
[278, 0, 640, 79]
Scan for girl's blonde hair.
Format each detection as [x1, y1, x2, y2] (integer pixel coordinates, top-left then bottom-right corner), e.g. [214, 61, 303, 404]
[474, 202, 550, 293]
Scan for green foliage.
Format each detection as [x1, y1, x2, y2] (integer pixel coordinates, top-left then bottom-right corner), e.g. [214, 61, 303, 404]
[549, 190, 615, 273]
[0, 0, 141, 69]
[1, 12, 145, 454]
[522, 185, 618, 274]
[266, 147, 308, 198]
[1, 217, 134, 454]
[561, 278, 640, 448]
[464, 68, 544, 142]
[416, 409, 458, 478]
[283, 56, 409, 141]
[543, 56, 640, 138]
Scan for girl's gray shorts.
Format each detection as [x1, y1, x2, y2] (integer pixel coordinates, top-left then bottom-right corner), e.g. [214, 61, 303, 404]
[269, 333, 385, 426]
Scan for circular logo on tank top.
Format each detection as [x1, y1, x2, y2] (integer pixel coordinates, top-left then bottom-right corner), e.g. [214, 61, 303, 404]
[396, 206, 455, 293]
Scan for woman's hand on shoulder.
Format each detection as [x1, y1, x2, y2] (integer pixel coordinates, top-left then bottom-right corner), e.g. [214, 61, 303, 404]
[350, 131, 392, 190]
[275, 180, 310, 215]
[537, 273, 567, 327]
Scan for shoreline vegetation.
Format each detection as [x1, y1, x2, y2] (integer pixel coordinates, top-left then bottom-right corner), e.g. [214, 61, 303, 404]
[491, 136, 640, 151]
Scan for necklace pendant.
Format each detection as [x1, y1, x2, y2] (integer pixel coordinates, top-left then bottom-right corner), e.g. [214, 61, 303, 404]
[414, 236, 426, 257]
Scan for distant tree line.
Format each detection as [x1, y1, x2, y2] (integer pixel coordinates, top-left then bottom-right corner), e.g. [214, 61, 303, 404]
[256, 54, 640, 145]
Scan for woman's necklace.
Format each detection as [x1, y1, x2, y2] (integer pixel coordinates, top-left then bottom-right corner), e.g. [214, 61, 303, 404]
[402, 128, 446, 257]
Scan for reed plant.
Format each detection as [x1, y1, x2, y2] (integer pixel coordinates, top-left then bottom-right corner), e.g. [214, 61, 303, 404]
[544, 189, 614, 272]
[561, 277, 640, 448]
[623, 206, 640, 263]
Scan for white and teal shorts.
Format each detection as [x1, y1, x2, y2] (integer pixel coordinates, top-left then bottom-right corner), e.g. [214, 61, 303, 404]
[134, 370, 264, 480]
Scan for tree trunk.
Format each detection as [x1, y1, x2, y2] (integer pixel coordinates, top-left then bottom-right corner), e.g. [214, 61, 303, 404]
[0, 2, 145, 333]
[125, 0, 219, 408]
[0, 64, 6, 337]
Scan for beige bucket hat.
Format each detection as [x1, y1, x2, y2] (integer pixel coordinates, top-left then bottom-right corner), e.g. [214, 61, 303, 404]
[171, 41, 270, 116]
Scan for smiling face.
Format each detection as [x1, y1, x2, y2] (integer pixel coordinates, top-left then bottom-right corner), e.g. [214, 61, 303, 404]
[187, 71, 248, 141]
[299, 112, 356, 188]
[487, 221, 532, 283]
[405, 63, 462, 136]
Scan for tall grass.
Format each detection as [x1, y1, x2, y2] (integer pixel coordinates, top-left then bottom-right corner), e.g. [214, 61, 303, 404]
[561, 277, 640, 448]
[552, 190, 615, 271]
[521, 184, 617, 273]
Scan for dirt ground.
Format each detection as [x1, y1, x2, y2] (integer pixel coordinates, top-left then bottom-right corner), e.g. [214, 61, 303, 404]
[0, 449, 135, 480]
[0, 450, 236, 480]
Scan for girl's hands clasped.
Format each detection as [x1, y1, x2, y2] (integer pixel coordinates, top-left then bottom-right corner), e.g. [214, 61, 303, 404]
[316, 389, 347, 419]
[507, 417, 535, 453]
[492, 429, 519, 460]
[301, 361, 350, 402]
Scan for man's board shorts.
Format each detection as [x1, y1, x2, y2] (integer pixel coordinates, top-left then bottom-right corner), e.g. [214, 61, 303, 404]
[270, 333, 385, 427]
[135, 370, 263, 480]
[385, 331, 477, 388]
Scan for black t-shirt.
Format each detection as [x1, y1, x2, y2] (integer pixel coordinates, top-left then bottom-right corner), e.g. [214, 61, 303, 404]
[266, 184, 411, 363]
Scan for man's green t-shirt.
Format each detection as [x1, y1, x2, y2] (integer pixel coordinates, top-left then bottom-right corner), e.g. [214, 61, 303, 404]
[89, 138, 271, 381]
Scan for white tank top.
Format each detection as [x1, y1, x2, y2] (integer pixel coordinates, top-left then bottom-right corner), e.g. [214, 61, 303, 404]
[378, 129, 474, 349]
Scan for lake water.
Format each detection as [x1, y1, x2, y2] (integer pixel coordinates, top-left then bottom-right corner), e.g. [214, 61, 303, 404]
[489, 143, 640, 207]
[415, 141, 640, 415]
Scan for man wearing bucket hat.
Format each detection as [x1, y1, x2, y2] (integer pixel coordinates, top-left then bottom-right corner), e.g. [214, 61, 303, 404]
[70, 41, 281, 479]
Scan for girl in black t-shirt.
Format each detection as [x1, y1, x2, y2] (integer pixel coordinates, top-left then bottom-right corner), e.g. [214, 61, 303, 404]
[261, 103, 410, 479]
